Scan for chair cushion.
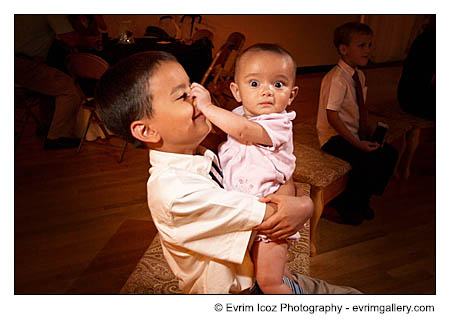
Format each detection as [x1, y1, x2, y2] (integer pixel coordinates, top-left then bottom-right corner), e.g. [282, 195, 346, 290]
[369, 106, 435, 143]
[292, 118, 321, 149]
[292, 121, 351, 190]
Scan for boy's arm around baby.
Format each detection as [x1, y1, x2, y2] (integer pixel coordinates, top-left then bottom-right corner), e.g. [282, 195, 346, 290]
[257, 193, 313, 240]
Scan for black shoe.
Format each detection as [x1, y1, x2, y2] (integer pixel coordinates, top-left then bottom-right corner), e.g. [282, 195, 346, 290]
[339, 209, 364, 226]
[333, 200, 364, 226]
[329, 195, 345, 210]
[44, 137, 80, 150]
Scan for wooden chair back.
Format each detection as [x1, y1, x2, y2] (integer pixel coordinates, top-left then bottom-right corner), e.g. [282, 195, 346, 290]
[200, 32, 245, 109]
[200, 32, 245, 86]
[65, 53, 109, 81]
[65, 53, 126, 163]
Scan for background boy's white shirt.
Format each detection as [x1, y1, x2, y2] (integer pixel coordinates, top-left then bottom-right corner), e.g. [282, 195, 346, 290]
[316, 59, 368, 147]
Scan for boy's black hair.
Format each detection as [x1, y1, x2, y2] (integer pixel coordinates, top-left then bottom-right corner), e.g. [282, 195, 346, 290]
[333, 22, 373, 55]
[234, 43, 297, 81]
[95, 51, 177, 144]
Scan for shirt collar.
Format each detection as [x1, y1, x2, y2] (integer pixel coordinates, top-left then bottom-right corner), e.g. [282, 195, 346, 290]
[337, 58, 359, 78]
[149, 147, 219, 176]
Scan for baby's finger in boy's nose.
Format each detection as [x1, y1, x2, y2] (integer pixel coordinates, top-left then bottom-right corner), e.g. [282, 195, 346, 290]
[186, 92, 194, 104]
[189, 91, 199, 104]
[191, 82, 206, 91]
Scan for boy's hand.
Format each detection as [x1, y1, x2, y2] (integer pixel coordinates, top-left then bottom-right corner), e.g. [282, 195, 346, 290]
[255, 194, 313, 240]
[358, 140, 380, 152]
[190, 82, 213, 112]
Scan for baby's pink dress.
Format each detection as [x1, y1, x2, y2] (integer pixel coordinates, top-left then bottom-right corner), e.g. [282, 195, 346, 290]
[218, 106, 299, 241]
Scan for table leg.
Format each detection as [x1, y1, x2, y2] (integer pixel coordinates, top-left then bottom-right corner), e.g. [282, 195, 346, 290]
[309, 187, 324, 257]
[393, 132, 406, 179]
[403, 127, 421, 180]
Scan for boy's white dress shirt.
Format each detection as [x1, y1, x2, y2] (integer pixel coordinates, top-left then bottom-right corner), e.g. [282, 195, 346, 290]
[147, 148, 266, 294]
[316, 59, 368, 147]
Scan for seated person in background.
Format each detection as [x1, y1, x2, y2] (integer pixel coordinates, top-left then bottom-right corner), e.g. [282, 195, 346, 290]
[68, 14, 107, 37]
[95, 50, 361, 294]
[47, 15, 107, 72]
[316, 22, 398, 225]
[191, 44, 302, 294]
[14, 14, 101, 149]
[397, 15, 435, 122]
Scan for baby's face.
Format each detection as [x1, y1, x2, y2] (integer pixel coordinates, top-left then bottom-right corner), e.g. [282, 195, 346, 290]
[231, 51, 298, 117]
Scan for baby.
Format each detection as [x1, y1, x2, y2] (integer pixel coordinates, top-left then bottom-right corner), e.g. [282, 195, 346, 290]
[191, 43, 302, 294]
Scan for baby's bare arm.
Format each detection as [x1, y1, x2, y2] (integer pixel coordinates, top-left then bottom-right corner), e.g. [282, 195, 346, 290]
[275, 177, 296, 196]
[191, 83, 272, 145]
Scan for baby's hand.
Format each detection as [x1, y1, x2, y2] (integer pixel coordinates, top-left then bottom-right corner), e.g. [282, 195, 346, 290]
[190, 82, 213, 112]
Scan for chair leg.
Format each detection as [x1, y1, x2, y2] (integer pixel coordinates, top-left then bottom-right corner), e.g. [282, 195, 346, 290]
[28, 109, 42, 128]
[92, 111, 110, 139]
[393, 132, 406, 179]
[210, 94, 221, 107]
[309, 187, 324, 257]
[117, 141, 127, 163]
[15, 108, 31, 150]
[78, 110, 94, 153]
[403, 127, 421, 180]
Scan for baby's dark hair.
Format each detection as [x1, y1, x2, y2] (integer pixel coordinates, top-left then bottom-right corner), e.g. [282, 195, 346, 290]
[234, 43, 297, 81]
[95, 51, 177, 144]
[333, 22, 373, 55]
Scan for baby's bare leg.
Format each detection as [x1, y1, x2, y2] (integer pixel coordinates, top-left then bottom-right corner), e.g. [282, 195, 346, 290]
[252, 240, 293, 294]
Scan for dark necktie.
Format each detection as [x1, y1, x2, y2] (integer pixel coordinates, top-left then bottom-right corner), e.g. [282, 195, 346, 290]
[353, 71, 368, 140]
[209, 160, 224, 188]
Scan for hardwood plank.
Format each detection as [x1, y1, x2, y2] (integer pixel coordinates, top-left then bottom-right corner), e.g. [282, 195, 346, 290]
[67, 219, 157, 294]
[310, 135, 436, 294]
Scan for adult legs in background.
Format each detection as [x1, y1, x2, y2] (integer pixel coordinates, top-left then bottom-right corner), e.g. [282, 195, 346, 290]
[15, 56, 82, 148]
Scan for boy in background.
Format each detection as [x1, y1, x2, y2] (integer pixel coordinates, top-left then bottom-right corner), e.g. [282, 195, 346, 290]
[316, 22, 398, 225]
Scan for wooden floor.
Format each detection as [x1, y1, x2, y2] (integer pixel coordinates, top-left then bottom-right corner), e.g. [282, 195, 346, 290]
[310, 129, 436, 294]
[14, 133, 157, 294]
[14, 77, 435, 295]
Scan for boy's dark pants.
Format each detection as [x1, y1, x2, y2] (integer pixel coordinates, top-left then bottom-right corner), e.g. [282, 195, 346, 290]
[321, 135, 398, 215]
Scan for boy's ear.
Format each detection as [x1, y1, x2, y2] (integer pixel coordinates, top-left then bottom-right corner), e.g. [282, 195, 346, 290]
[130, 118, 160, 144]
[287, 86, 299, 106]
[338, 44, 348, 57]
[230, 82, 242, 102]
